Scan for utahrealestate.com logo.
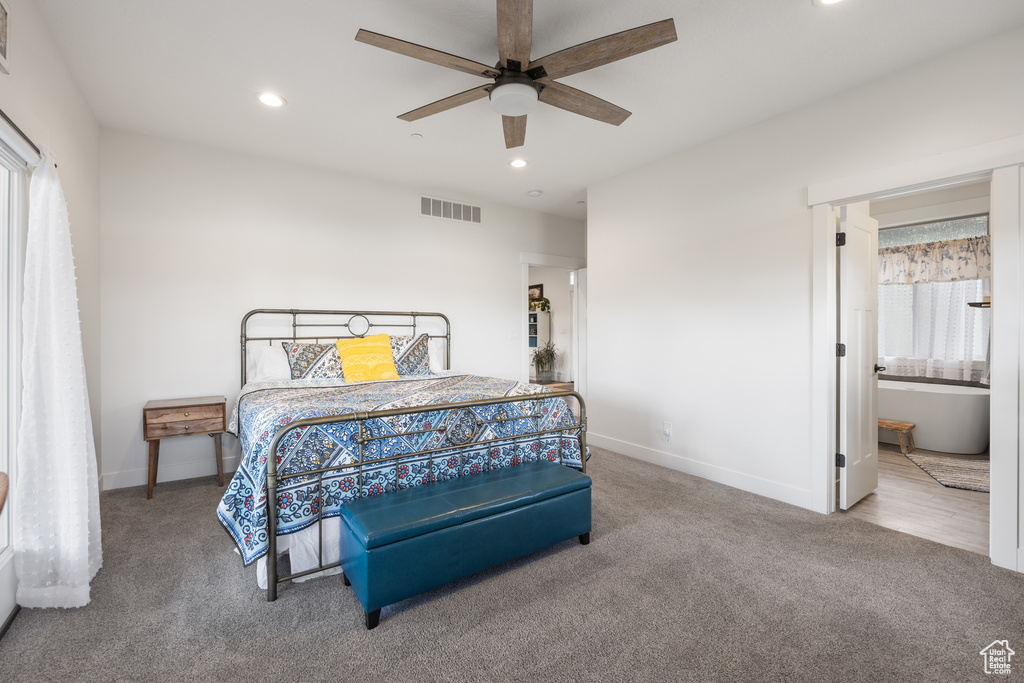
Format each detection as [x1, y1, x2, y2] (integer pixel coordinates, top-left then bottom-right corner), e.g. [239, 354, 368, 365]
[980, 640, 1015, 675]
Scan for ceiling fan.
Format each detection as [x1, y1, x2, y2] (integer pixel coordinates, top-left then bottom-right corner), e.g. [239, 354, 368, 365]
[355, 1, 677, 149]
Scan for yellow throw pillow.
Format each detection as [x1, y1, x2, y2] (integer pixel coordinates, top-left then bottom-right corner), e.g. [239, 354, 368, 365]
[335, 334, 400, 383]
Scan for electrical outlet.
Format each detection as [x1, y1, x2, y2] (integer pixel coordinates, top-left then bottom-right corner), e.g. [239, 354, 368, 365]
[663, 421, 672, 441]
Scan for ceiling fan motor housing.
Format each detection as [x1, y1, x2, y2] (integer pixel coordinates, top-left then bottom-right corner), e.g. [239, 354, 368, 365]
[489, 72, 540, 116]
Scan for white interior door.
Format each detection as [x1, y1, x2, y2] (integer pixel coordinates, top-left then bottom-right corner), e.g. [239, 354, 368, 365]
[574, 268, 587, 397]
[839, 204, 879, 509]
[568, 276, 576, 382]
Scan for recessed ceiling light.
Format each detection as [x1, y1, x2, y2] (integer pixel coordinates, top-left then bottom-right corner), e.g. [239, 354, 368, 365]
[812, 0, 843, 6]
[258, 92, 286, 107]
[510, 159, 527, 168]
[577, 200, 586, 205]
[410, 133, 424, 140]
[527, 190, 543, 197]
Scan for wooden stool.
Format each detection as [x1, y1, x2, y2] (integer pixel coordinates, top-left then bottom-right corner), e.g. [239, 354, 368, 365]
[878, 419, 916, 454]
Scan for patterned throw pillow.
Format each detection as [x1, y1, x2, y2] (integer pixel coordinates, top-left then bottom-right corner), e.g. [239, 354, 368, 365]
[391, 334, 431, 376]
[281, 342, 345, 380]
[335, 334, 400, 382]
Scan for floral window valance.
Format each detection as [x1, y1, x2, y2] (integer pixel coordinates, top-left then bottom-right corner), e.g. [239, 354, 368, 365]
[878, 236, 990, 285]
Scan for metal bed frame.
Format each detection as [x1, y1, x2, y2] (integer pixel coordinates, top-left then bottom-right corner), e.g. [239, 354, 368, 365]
[241, 308, 453, 388]
[238, 309, 587, 601]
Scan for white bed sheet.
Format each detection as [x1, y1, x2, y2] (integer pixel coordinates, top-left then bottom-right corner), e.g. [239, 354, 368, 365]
[255, 519, 344, 590]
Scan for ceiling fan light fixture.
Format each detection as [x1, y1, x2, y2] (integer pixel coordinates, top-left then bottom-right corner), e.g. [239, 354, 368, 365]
[489, 80, 539, 117]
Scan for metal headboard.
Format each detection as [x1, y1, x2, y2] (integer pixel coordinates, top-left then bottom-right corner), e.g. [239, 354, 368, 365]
[240, 309, 451, 388]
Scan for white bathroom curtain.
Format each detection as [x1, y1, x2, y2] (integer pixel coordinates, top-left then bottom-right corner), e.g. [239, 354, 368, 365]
[13, 150, 102, 608]
[877, 278, 989, 384]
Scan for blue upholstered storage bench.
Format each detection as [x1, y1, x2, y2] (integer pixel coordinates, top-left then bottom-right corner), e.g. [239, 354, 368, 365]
[339, 459, 592, 629]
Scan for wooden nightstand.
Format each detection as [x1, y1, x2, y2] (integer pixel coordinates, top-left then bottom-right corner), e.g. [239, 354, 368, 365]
[143, 396, 227, 499]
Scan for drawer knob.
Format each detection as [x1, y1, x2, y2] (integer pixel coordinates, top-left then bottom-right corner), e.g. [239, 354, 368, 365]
[184, 412, 189, 417]
[184, 425, 190, 430]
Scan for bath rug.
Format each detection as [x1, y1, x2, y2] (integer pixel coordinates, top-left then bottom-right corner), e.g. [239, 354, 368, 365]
[904, 451, 989, 493]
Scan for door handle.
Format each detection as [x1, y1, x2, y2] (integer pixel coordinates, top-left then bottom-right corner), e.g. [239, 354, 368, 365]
[874, 364, 886, 373]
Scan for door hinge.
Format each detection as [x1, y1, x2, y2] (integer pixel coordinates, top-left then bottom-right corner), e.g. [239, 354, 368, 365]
[836, 453, 846, 468]
[836, 232, 846, 247]
[836, 343, 846, 357]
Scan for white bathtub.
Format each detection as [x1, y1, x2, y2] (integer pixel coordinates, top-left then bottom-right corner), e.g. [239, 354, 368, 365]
[877, 380, 990, 454]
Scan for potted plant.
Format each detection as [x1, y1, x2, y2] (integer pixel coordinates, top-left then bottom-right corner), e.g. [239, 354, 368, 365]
[531, 340, 558, 382]
[529, 296, 550, 312]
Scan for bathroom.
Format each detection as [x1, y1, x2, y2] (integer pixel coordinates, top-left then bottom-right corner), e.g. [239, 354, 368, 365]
[847, 181, 991, 554]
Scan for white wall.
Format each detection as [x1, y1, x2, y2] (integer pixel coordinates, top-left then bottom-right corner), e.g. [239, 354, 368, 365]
[527, 266, 572, 381]
[586, 25, 1024, 510]
[0, 0, 101, 454]
[99, 129, 585, 490]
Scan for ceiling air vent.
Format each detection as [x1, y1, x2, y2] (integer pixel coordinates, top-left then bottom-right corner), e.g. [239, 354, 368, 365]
[420, 195, 481, 224]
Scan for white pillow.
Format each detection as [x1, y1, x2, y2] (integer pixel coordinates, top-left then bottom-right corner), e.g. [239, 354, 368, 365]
[247, 344, 291, 382]
[428, 338, 448, 374]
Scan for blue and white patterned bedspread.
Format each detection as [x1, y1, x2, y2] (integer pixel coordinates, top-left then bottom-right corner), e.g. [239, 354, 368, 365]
[217, 374, 586, 565]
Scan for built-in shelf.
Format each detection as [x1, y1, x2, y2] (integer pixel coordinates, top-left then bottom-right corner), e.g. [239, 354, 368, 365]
[528, 310, 549, 348]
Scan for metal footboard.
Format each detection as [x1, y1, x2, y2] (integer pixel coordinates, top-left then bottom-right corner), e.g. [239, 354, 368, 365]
[263, 390, 587, 601]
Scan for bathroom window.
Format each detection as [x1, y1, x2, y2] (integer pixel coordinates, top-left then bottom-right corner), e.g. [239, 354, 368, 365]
[877, 215, 990, 386]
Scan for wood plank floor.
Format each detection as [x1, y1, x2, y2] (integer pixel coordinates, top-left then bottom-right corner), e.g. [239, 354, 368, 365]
[843, 442, 989, 555]
[533, 380, 574, 392]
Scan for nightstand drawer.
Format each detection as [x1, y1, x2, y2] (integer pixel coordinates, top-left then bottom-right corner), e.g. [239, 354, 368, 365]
[145, 416, 224, 439]
[145, 403, 224, 425]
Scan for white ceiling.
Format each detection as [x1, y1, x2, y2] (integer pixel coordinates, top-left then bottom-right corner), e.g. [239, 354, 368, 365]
[33, 0, 1024, 220]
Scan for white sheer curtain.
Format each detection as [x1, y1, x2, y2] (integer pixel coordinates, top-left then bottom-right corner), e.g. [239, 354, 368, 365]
[13, 150, 102, 608]
[877, 279, 989, 383]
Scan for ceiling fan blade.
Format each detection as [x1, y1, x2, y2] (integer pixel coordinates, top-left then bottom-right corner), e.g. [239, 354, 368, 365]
[538, 82, 631, 125]
[528, 18, 677, 81]
[497, 0, 533, 70]
[356, 29, 501, 79]
[398, 84, 492, 122]
[502, 115, 527, 148]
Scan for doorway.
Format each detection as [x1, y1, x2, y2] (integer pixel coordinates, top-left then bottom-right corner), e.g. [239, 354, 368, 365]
[527, 265, 576, 385]
[519, 252, 586, 389]
[810, 141, 1023, 571]
[841, 182, 992, 554]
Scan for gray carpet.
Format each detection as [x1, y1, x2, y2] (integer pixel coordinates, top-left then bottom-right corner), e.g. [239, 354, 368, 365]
[1, 446, 1022, 682]
[905, 451, 990, 493]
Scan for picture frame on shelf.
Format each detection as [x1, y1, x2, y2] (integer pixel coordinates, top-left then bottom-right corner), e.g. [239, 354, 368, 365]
[528, 284, 543, 301]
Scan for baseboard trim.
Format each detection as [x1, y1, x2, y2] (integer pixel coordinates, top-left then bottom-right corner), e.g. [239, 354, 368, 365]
[0, 604, 19, 642]
[0, 549, 16, 641]
[587, 433, 816, 511]
[102, 455, 240, 491]
[1009, 547, 1024, 573]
